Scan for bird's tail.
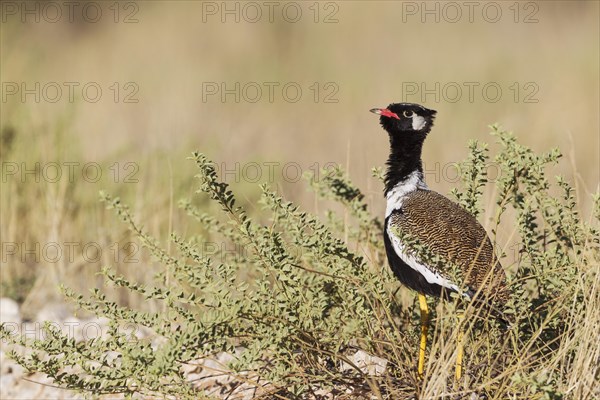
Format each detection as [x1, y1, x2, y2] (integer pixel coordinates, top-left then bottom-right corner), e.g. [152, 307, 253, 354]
[466, 289, 514, 330]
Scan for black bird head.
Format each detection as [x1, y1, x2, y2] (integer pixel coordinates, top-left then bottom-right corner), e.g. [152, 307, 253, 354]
[370, 103, 437, 137]
[371, 103, 437, 193]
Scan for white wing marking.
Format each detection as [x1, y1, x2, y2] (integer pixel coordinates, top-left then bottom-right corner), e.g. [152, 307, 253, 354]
[385, 170, 428, 218]
[386, 219, 462, 294]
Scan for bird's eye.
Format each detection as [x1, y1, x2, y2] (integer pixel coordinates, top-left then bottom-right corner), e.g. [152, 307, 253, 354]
[403, 110, 414, 118]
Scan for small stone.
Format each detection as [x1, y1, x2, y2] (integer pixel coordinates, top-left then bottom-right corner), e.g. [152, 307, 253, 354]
[36, 303, 71, 323]
[0, 298, 21, 324]
[341, 350, 388, 376]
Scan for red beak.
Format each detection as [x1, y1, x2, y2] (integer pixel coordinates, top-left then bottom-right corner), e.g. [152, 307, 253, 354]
[370, 108, 400, 120]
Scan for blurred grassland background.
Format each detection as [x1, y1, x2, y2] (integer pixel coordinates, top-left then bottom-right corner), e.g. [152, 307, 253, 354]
[1, 1, 598, 317]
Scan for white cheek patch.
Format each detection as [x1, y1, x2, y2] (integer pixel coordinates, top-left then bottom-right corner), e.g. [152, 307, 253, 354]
[412, 115, 426, 131]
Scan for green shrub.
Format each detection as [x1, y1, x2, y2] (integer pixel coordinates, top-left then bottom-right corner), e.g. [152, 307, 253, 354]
[2, 126, 598, 399]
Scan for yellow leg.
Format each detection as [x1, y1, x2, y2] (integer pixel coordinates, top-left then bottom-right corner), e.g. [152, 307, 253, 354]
[455, 312, 464, 381]
[418, 294, 428, 377]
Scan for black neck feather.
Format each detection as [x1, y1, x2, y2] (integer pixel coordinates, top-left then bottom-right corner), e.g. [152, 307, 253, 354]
[384, 133, 426, 195]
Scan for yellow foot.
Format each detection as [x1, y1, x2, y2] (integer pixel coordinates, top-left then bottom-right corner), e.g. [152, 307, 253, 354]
[418, 294, 428, 377]
[455, 312, 464, 381]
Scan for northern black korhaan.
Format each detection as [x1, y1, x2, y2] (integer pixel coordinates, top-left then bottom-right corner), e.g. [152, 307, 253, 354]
[370, 103, 510, 380]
